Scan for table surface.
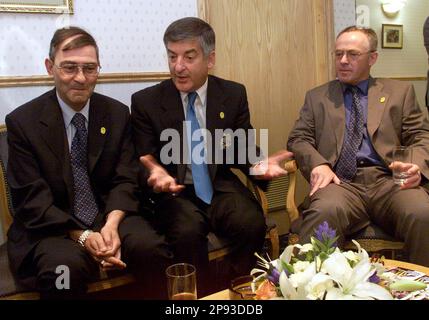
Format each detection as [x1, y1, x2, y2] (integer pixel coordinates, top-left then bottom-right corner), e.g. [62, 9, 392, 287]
[200, 259, 429, 300]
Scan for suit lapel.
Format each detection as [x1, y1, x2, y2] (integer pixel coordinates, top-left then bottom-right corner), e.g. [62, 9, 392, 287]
[159, 80, 187, 182]
[206, 76, 226, 180]
[326, 81, 347, 157]
[38, 90, 73, 197]
[160, 80, 185, 133]
[367, 78, 388, 138]
[39, 91, 67, 163]
[88, 95, 108, 173]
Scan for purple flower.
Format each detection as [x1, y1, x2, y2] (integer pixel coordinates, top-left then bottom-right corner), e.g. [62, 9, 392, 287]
[314, 221, 337, 245]
[368, 271, 380, 284]
[267, 267, 281, 285]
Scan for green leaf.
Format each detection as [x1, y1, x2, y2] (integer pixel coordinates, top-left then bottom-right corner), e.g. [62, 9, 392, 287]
[390, 280, 427, 292]
[319, 252, 329, 262]
[326, 236, 339, 249]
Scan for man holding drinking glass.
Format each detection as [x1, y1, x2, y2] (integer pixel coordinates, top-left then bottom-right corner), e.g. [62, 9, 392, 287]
[288, 26, 429, 266]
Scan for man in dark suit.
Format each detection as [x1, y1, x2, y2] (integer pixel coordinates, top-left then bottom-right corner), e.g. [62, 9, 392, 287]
[131, 17, 291, 293]
[6, 26, 172, 298]
[288, 26, 429, 266]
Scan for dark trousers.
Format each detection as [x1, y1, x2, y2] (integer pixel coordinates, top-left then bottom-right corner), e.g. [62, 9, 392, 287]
[20, 214, 172, 299]
[152, 184, 266, 296]
[299, 166, 429, 266]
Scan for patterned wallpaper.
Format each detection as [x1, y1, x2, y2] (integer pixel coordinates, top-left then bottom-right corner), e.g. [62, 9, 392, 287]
[0, 0, 197, 131]
[0, 0, 197, 76]
[0, 1, 197, 245]
[333, 0, 356, 36]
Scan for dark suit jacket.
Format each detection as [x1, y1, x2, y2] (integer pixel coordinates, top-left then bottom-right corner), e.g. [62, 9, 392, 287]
[6, 89, 140, 272]
[287, 78, 429, 182]
[130, 75, 266, 197]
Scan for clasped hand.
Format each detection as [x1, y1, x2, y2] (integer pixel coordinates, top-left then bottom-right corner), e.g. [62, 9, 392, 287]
[84, 226, 126, 271]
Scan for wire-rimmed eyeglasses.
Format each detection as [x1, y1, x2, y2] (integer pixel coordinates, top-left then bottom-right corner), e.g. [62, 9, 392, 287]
[54, 63, 101, 76]
[333, 50, 375, 61]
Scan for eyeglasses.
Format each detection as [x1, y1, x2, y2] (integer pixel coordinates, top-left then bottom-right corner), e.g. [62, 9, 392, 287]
[333, 50, 374, 61]
[54, 63, 101, 76]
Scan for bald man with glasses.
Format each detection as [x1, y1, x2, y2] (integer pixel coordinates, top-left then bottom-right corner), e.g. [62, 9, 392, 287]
[288, 26, 429, 266]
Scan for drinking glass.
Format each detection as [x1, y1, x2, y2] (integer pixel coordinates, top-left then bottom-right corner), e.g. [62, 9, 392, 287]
[392, 146, 413, 185]
[166, 263, 197, 300]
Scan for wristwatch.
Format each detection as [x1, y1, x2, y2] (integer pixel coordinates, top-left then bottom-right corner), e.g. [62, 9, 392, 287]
[77, 229, 92, 248]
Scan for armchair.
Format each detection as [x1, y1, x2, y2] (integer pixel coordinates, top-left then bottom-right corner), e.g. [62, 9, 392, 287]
[285, 160, 405, 259]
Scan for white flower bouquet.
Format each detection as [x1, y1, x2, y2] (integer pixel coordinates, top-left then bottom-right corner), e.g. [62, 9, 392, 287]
[251, 222, 426, 300]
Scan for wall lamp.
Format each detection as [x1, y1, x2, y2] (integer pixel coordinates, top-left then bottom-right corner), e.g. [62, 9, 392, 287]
[381, 0, 407, 17]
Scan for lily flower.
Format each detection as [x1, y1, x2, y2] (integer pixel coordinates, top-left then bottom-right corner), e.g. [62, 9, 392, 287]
[322, 250, 393, 300]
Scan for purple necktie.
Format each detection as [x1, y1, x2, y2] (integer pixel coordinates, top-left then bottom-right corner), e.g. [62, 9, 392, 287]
[335, 87, 364, 182]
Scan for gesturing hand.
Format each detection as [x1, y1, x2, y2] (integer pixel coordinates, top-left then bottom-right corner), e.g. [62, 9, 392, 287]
[140, 155, 185, 194]
[251, 150, 293, 180]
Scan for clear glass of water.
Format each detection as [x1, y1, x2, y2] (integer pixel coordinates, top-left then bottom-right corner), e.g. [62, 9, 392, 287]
[392, 146, 413, 185]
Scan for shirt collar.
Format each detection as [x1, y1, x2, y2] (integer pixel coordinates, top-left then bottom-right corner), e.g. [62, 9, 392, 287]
[180, 78, 208, 107]
[340, 78, 370, 95]
[56, 91, 90, 127]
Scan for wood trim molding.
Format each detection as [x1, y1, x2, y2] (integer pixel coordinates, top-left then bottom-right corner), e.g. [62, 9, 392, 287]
[390, 76, 427, 81]
[326, 0, 336, 81]
[0, 0, 73, 14]
[0, 72, 171, 88]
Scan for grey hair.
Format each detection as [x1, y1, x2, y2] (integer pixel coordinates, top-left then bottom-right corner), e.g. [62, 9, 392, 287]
[163, 17, 215, 57]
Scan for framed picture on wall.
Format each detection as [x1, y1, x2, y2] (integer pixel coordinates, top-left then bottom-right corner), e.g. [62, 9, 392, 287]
[382, 24, 403, 49]
[0, 0, 73, 14]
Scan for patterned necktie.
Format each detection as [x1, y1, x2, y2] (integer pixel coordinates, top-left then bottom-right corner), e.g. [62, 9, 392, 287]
[70, 113, 99, 226]
[335, 86, 364, 182]
[186, 92, 214, 204]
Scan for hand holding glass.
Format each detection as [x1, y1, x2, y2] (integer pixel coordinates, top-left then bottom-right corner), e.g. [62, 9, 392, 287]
[392, 146, 413, 185]
[166, 263, 197, 300]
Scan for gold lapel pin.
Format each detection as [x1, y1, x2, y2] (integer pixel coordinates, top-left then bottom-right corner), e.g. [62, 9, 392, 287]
[100, 127, 106, 135]
[220, 112, 225, 119]
[380, 97, 386, 103]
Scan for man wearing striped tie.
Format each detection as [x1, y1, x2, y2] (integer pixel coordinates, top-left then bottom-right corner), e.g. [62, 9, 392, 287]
[288, 26, 429, 267]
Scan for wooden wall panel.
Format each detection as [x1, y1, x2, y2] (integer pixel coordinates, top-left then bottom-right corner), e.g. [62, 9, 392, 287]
[199, 0, 335, 211]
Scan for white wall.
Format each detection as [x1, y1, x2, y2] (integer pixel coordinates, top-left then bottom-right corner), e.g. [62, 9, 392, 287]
[0, 0, 197, 121]
[357, 0, 428, 78]
[356, 0, 428, 108]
